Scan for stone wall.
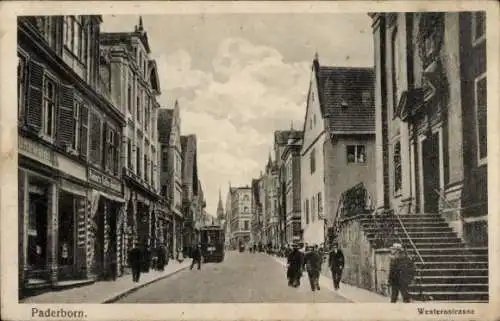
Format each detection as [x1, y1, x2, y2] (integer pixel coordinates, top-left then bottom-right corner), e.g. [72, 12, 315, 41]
[338, 217, 375, 291]
[374, 248, 392, 296]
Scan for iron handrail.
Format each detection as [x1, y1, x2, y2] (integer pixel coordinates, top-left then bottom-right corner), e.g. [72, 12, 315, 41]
[392, 207, 424, 265]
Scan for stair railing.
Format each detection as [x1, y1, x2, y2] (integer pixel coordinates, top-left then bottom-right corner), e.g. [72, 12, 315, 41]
[391, 204, 426, 301]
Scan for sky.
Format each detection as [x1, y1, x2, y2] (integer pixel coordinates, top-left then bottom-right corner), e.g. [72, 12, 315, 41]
[101, 13, 374, 216]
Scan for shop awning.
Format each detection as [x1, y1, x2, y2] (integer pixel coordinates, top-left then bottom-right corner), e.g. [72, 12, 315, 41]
[98, 190, 125, 203]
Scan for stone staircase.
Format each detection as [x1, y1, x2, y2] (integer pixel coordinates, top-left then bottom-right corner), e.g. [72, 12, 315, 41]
[359, 213, 489, 302]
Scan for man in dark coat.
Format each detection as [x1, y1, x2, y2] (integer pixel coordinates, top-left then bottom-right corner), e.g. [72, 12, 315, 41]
[128, 244, 142, 283]
[190, 244, 202, 270]
[287, 243, 304, 287]
[328, 243, 345, 290]
[303, 245, 323, 291]
[388, 243, 416, 303]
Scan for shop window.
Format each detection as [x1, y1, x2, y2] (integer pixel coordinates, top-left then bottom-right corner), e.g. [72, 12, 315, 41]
[42, 75, 57, 138]
[472, 11, 486, 45]
[475, 74, 487, 165]
[58, 191, 75, 266]
[27, 184, 48, 269]
[347, 145, 366, 164]
[393, 141, 402, 194]
[310, 148, 316, 174]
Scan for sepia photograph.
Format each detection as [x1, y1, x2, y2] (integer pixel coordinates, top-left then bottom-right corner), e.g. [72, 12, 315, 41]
[1, 1, 498, 320]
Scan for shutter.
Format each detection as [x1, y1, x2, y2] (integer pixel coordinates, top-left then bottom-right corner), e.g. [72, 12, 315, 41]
[26, 60, 44, 132]
[56, 84, 75, 148]
[89, 112, 101, 164]
[114, 130, 120, 175]
[80, 104, 89, 159]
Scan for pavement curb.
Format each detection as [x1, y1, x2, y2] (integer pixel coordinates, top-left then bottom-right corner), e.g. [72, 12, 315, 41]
[102, 264, 189, 304]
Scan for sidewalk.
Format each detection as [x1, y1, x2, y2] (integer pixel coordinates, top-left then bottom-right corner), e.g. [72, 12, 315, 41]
[271, 255, 387, 303]
[20, 261, 190, 304]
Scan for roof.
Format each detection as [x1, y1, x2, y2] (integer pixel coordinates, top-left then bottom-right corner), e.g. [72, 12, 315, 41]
[158, 108, 174, 144]
[274, 130, 304, 146]
[313, 61, 375, 134]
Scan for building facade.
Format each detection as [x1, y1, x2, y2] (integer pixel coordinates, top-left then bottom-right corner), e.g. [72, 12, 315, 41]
[250, 178, 263, 245]
[300, 55, 375, 246]
[281, 133, 303, 244]
[371, 12, 488, 245]
[158, 103, 183, 256]
[228, 186, 252, 247]
[18, 15, 127, 296]
[100, 18, 163, 265]
[263, 157, 279, 247]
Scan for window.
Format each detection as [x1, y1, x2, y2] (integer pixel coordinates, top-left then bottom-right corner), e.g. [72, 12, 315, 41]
[305, 199, 310, 224]
[127, 139, 132, 169]
[475, 74, 487, 164]
[472, 11, 486, 45]
[136, 90, 141, 122]
[145, 97, 150, 131]
[18, 54, 27, 121]
[79, 104, 89, 157]
[393, 141, 402, 193]
[317, 192, 322, 218]
[162, 150, 168, 172]
[43, 76, 57, 137]
[72, 101, 81, 150]
[244, 220, 249, 231]
[127, 82, 132, 113]
[310, 149, 316, 174]
[63, 16, 87, 62]
[311, 195, 316, 222]
[244, 206, 248, 213]
[391, 27, 400, 115]
[347, 145, 366, 163]
[151, 160, 154, 187]
[144, 154, 148, 181]
[136, 147, 141, 176]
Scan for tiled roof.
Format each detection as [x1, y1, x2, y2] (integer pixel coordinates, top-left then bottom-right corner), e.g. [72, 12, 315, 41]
[316, 65, 375, 134]
[158, 108, 174, 144]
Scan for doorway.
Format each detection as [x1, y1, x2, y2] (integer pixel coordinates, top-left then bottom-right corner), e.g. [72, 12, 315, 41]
[26, 184, 49, 280]
[57, 191, 76, 280]
[94, 199, 105, 278]
[421, 131, 441, 214]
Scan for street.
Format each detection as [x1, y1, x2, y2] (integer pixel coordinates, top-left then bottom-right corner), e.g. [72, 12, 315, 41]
[116, 251, 351, 303]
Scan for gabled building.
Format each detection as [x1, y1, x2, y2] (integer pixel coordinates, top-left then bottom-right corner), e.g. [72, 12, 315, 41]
[300, 54, 376, 246]
[17, 15, 127, 296]
[158, 101, 183, 256]
[281, 131, 304, 244]
[100, 17, 162, 264]
[228, 186, 253, 248]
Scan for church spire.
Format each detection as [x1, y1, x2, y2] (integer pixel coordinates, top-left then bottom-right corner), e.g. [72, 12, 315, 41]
[216, 188, 224, 220]
[138, 16, 144, 31]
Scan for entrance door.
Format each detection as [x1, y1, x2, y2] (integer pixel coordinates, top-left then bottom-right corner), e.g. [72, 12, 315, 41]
[421, 132, 440, 214]
[27, 191, 48, 279]
[108, 202, 118, 280]
[94, 200, 105, 278]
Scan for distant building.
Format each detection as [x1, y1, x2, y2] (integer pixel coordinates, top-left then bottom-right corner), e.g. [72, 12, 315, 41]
[227, 186, 252, 247]
[263, 156, 279, 246]
[281, 132, 304, 243]
[157, 102, 183, 255]
[250, 178, 263, 245]
[300, 54, 376, 246]
[180, 135, 200, 248]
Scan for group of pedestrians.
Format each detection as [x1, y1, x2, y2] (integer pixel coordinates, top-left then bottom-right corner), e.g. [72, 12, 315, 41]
[285, 242, 345, 292]
[128, 243, 171, 283]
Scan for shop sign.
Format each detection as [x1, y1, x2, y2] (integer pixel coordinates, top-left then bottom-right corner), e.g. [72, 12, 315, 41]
[88, 168, 121, 193]
[19, 136, 58, 168]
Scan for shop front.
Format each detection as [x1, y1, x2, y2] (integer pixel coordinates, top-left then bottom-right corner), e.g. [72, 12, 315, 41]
[87, 167, 125, 281]
[18, 135, 89, 296]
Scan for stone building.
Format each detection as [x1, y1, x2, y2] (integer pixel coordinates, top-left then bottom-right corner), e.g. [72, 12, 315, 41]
[17, 15, 126, 296]
[158, 102, 183, 256]
[250, 178, 263, 245]
[300, 54, 375, 246]
[263, 156, 279, 247]
[100, 17, 163, 264]
[227, 186, 252, 248]
[281, 132, 303, 243]
[370, 12, 488, 245]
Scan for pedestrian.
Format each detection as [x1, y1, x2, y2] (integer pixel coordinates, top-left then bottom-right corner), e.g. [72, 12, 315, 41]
[303, 245, 322, 291]
[128, 244, 142, 283]
[176, 247, 184, 263]
[286, 242, 304, 287]
[190, 243, 202, 270]
[328, 242, 345, 290]
[388, 243, 416, 303]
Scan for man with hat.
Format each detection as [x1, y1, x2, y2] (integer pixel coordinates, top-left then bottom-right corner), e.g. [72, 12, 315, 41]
[388, 243, 416, 303]
[328, 242, 345, 290]
[287, 242, 304, 287]
[303, 244, 323, 291]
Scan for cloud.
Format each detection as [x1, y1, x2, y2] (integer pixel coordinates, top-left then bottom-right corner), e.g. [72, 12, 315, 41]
[160, 38, 311, 214]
